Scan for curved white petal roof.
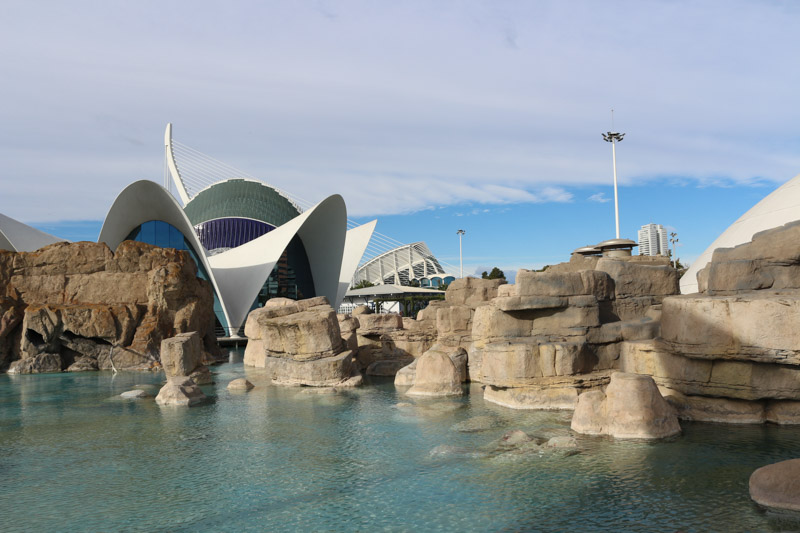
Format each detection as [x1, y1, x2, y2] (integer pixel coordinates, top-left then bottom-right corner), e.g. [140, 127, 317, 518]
[681, 171, 800, 293]
[0, 213, 65, 252]
[98, 179, 369, 335]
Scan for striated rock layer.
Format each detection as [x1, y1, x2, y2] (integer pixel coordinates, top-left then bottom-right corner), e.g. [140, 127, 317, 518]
[244, 297, 362, 387]
[0, 241, 217, 373]
[618, 221, 800, 424]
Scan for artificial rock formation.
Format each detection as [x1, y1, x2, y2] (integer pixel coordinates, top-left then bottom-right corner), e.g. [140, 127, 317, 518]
[348, 306, 436, 376]
[749, 458, 800, 512]
[570, 372, 681, 439]
[243, 296, 361, 387]
[0, 241, 217, 374]
[160, 332, 212, 385]
[475, 255, 677, 409]
[155, 376, 207, 407]
[406, 348, 463, 397]
[620, 221, 800, 424]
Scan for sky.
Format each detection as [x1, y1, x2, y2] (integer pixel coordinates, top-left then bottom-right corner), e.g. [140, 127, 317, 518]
[2, 1, 799, 280]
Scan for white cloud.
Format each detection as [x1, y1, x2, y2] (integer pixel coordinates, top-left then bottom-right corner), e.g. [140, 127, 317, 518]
[588, 193, 611, 203]
[2, 1, 800, 222]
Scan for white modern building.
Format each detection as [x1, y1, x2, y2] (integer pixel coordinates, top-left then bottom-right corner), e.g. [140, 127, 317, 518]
[352, 241, 458, 289]
[0, 213, 65, 252]
[638, 223, 668, 256]
[93, 124, 378, 337]
[681, 171, 800, 294]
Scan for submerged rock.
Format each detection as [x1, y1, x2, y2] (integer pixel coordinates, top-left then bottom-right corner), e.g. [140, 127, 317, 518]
[451, 415, 502, 433]
[120, 389, 150, 399]
[227, 378, 254, 391]
[155, 376, 206, 407]
[750, 458, 800, 512]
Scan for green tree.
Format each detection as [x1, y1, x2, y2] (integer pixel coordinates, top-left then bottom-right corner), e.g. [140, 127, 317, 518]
[351, 279, 375, 290]
[481, 267, 506, 280]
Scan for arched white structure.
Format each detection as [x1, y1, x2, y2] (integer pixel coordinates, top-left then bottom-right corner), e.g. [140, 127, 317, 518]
[681, 171, 800, 293]
[98, 180, 373, 336]
[207, 194, 349, 332]
[98, 180, 233, 329]
[353, 241, 457, 287]
[0, 213, 66, 252]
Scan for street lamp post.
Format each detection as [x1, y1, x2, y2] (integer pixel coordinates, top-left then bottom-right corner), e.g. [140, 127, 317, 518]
[457, 229, 465, 278]
[670, 232, 679, 269]
[602, 112, 625, 239]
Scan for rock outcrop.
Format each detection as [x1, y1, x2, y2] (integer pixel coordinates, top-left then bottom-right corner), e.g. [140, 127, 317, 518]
[0, 241, 217, 374]
[571, 372, 681, 439]
[406, 349, 463, 397]
[160, 331, 212, 385]
[155, 376, 207, 407]
[349, 306, 436, 376]
[475, 255, 677, 409]
[620, 221, 800, 424]
[749, 458, 800, 512]
[243, 297, 361, 387]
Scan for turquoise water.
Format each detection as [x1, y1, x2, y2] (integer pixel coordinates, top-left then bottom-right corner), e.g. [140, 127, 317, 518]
[1, 362, 800, 532]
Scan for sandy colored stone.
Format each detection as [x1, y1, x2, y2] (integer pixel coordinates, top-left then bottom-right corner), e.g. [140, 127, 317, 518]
[261, 350, 357, 387]
[120, 389, 150, 399]
[444, 277, 503, 307]
[406, 349, 463, 397]
[660, 294, 800, 366]
[595, 258, 678, 299]
[765, 400, 800, 425]
[243, 300, 344, 362]
[750, 458, 800, 512]
[161, 332, 203, 378]
[571, 372, 680, 439]
[227, 378, 254, 391]
[356, 313, 403, 335]
[155, 376, 206, 407]
[0, 241, 217, 374]
[394, 359, 417, 387]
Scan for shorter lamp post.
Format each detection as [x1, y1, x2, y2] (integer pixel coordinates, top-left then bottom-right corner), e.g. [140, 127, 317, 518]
[670, 232, 679, 269]
[457, 229, 465, 278]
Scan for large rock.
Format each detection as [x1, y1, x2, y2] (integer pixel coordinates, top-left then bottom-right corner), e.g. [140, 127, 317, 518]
[155, 376, 207, 407]
[160, 332, 205, 378]
[406, 349, 463, 397]
[620, 339, 800, 401]
[704, 221, 800, 294]
[660, 293, 800, 366]
[244, 297, 359, 387]
[483, 371, 610, 410]
[244, 302, 344, 363]
[0, 241, 217, 373]
[750, 458, 800, 512]
[260, 351, 357, 387]
[444, 277, 503, 307]
[571, 372, 680, 439]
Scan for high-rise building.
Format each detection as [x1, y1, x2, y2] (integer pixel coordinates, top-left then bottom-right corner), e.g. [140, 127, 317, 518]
[638, 223, 668, 256]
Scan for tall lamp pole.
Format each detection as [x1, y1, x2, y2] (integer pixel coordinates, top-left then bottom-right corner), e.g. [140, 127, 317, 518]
[602, 111, 625, 239]
[670, 232, 679, 269]
[457, 229, 465, 278]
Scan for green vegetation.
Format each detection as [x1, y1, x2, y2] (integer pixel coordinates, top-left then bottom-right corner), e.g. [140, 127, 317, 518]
[481, 267, 506, 280]
[351, 280, 375, 290]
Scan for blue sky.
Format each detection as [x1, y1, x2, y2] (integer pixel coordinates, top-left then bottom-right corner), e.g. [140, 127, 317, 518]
[2, 1, 799, 279]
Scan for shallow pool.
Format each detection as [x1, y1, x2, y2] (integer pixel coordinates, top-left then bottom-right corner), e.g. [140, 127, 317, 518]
[1, 362, 799, 532]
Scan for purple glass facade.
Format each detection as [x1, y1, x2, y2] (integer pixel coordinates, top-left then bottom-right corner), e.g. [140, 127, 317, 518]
[194, 217, 275, 251]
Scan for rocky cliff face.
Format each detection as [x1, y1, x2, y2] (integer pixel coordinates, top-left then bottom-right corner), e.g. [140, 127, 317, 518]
[621, 221, 800, 424]
[0, 241, 217, 373]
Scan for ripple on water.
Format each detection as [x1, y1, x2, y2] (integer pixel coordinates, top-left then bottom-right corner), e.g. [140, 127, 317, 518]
[1, 366, 800, 532]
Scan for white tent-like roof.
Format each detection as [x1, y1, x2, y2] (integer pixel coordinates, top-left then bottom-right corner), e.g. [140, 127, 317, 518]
[0, 213, 66, 252]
